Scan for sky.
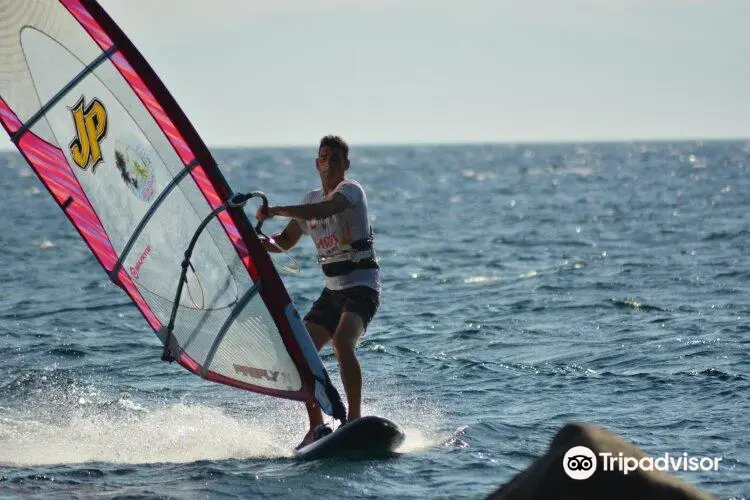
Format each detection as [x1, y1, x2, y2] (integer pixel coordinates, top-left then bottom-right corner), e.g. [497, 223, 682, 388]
[2, 0, 749, 148]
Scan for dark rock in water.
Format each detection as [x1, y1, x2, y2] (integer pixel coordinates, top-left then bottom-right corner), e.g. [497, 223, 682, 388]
[487, 422, 715, 500]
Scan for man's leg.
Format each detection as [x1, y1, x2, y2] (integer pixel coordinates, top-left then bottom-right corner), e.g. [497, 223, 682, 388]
[297, 321, 332, 448]
[331, 312, 366, 421]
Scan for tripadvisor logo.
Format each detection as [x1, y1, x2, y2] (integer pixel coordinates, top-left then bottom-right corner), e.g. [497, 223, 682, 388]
[563, 446, 597, 480]
[563, 446, 722, 479]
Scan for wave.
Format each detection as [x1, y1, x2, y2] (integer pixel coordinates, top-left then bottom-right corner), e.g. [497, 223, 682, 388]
[610, 298, 666, 312]
[1, 301, 133, 321]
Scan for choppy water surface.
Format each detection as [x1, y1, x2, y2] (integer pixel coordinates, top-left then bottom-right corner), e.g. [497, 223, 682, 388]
[1, 141, 748, 498]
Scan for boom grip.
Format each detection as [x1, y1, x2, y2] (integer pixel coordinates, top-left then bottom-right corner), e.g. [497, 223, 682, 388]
[253, 192, 269, 234]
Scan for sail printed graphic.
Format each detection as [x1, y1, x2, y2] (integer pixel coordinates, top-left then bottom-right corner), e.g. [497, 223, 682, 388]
[0, 0, 345, 420]
[69, 95, 107, 170]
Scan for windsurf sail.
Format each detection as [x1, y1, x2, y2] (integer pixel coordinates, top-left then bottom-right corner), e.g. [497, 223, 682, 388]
[0, 0, 346, 420]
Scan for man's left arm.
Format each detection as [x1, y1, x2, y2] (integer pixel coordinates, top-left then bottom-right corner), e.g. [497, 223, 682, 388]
[266, 193, 353, 221]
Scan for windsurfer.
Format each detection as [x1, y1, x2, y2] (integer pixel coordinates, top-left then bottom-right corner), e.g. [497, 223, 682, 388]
[255, 135, 380, 449]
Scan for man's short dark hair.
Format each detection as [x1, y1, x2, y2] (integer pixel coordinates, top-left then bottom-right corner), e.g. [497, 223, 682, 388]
[319, 135, 349, 158]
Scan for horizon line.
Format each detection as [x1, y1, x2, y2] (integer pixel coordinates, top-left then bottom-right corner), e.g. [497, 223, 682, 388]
[0, 135, 748, 154]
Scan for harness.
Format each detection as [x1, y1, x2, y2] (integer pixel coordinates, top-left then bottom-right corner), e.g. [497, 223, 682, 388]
[317, 232, 378, 277]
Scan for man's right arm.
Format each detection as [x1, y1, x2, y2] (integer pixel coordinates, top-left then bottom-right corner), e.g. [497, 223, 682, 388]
[261, 219, 303, 253]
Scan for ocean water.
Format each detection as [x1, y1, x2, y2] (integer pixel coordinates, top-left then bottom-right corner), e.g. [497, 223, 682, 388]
[0, 141, 748, 499]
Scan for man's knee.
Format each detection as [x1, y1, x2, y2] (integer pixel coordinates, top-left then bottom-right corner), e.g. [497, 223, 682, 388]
[305, 321, 332, 350]
[331, 334, 356, 359]
[331, 312, 365, 357]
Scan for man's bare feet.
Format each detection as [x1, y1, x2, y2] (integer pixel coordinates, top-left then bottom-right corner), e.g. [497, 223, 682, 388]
[295, 428, 316, 450]
[295, 424, 333, 450]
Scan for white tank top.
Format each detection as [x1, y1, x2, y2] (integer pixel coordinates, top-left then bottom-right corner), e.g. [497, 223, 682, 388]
[297, 179, 380, 292]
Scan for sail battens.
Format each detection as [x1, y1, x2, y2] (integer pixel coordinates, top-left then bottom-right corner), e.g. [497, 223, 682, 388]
[0, 0, 344, 419]
[11, 46, 117, 143]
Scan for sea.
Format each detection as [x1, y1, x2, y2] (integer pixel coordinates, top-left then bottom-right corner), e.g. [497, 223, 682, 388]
[0, 140, 748, 499]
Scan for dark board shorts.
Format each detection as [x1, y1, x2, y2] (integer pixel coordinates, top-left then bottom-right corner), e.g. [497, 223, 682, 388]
[304, 286, 380, 335]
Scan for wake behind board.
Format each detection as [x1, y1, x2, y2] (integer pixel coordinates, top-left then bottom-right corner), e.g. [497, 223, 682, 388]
[294, 416, 405, 460]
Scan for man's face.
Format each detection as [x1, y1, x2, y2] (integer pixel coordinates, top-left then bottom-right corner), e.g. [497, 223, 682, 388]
[316, 145, 347, 177]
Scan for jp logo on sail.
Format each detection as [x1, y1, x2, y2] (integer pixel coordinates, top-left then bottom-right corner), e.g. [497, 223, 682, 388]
[69, 96, 108, 171]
